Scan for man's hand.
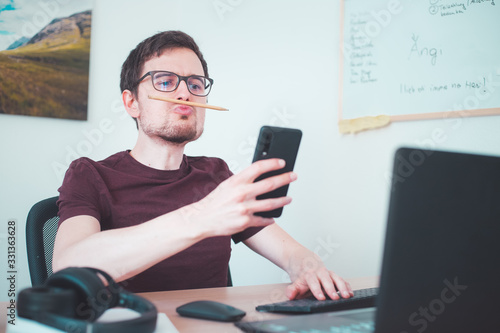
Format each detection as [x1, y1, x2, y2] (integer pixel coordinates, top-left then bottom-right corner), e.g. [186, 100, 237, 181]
[286, 265, 354, 301]
[181, 158, 297, 237]
[243, 224, 354, 301]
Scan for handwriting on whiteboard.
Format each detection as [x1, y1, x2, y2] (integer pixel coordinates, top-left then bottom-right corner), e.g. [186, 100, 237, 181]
[428, 0, 496, 17]
[408, 34, 443, 66]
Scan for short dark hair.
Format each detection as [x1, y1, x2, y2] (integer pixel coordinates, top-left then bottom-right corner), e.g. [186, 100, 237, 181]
[120, 30, 209, 97]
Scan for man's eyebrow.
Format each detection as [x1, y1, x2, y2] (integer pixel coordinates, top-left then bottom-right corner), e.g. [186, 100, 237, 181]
[155, 71, 174, 76]
[155, 71, 204, 78]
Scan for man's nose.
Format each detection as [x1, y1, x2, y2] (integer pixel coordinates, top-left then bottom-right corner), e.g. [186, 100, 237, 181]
[175, 79, 191, 100]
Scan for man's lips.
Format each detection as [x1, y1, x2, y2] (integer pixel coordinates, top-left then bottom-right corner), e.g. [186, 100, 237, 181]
[173, 104, 194, 115]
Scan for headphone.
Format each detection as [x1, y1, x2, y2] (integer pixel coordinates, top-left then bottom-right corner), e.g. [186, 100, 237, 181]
[17, 267, 157, 333]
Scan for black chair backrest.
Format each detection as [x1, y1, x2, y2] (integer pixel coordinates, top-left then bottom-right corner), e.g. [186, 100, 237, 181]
[227, 268, 233, 287]
[26, 196, 59, 286]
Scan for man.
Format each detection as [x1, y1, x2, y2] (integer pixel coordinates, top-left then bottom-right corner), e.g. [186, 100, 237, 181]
[53, 31, 353, 301]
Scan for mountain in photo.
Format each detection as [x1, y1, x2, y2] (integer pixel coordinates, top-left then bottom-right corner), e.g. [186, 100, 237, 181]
[6, 36, 30, 50]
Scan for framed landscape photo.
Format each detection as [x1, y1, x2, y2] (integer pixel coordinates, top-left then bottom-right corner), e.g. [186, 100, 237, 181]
[0, 1, 92, 120]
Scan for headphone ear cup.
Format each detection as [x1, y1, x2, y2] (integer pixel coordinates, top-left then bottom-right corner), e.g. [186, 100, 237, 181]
[17, 267, 158, 333]
[17, 286, 78, 320]
[45, 267, 112, 321]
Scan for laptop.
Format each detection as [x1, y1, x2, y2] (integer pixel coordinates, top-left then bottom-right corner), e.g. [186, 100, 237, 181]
[236, 147, 500, 332]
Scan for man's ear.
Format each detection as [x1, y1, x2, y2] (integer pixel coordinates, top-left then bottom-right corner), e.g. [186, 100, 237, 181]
[122, 89, 139, 119]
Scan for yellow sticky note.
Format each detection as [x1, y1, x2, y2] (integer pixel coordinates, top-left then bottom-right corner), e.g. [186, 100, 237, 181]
[338, 115, 391, 134]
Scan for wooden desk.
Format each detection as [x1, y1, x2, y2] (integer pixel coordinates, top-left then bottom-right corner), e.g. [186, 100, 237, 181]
[140, 276, 378, 333]
[0, 277, 377, 332]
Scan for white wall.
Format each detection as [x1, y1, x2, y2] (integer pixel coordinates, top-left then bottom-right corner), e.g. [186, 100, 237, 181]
[1, 0, 500, 297]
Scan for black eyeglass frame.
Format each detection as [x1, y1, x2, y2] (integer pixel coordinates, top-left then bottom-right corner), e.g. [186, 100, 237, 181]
[136, 70, 214, 97]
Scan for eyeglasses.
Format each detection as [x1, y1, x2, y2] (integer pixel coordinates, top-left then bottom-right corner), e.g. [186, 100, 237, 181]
[136, 71, 213, 97]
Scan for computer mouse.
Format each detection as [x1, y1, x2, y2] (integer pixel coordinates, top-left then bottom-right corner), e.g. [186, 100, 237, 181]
[176, 300, 246, 322]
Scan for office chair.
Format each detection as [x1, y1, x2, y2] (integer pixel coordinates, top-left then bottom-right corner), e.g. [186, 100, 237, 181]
[26, 196, 60, 286]
[25, 196, 234, 287]
[227, 268, 233, 287]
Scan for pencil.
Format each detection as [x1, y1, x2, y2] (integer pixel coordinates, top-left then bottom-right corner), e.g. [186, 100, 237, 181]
[148, 95, 229, 111]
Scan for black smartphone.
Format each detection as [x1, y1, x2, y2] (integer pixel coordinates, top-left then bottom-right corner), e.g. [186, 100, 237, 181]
[252, 126, 302, 218]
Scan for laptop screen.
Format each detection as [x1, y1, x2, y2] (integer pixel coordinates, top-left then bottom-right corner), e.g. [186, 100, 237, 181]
[375, 148, 500, 333]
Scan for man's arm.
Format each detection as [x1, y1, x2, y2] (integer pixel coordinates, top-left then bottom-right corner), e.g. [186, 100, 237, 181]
[52, 211, 206, 282]
[243, 223, 354, 300]
[53, 158, 296, 282]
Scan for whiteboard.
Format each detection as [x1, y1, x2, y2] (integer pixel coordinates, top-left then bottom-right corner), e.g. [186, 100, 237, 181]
[339, 0, 500, 122]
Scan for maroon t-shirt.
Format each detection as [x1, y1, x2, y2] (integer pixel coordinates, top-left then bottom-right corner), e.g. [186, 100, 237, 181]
[57, 151, 262, 292]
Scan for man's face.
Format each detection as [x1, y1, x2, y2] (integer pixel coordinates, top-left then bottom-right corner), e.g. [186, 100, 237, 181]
[135, 47, 207, 145]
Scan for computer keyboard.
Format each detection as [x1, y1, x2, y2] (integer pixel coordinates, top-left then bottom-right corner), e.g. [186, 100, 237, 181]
[256, 287, 378, 314]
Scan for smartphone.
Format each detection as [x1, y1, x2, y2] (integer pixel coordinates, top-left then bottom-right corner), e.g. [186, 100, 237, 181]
[252, 126, 302, 218]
